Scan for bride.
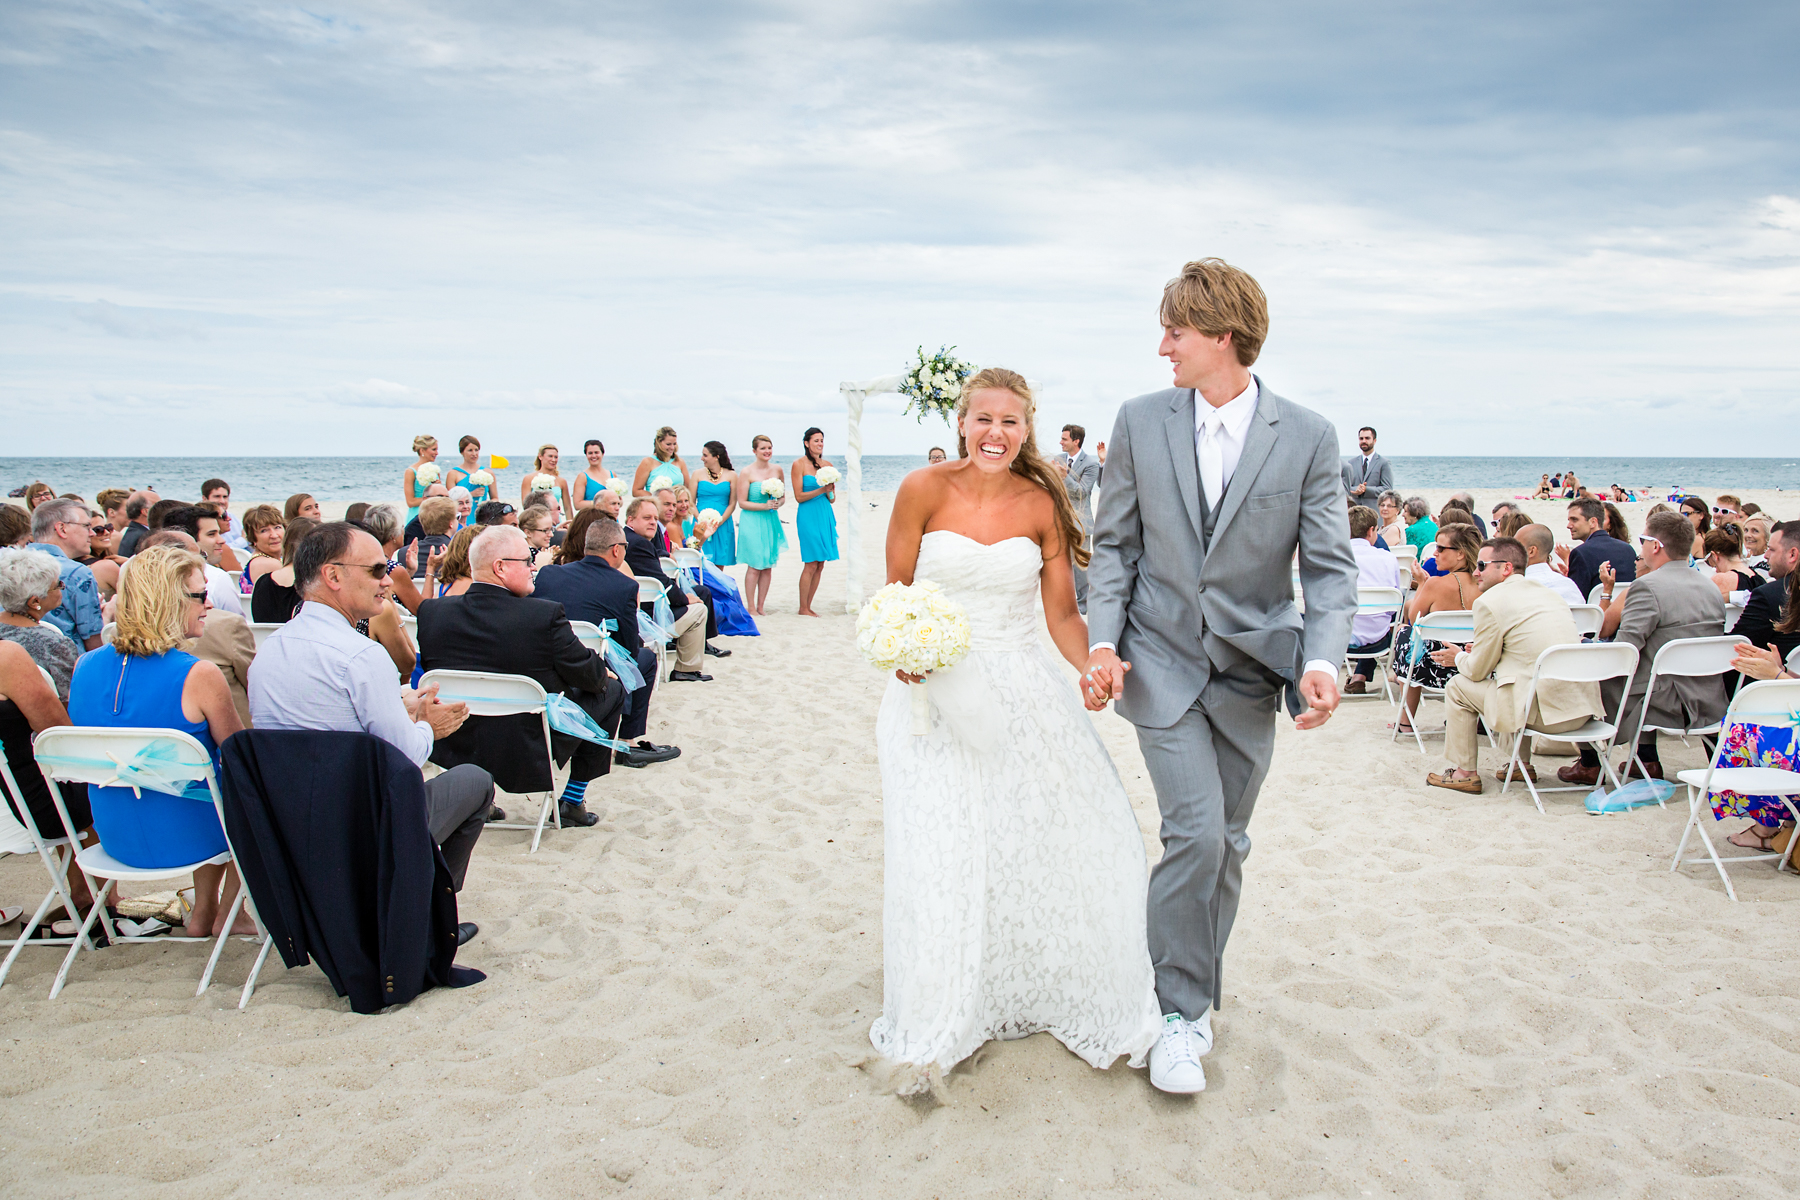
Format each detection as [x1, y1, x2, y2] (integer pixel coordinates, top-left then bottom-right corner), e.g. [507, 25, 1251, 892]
[871, 367, 1161, 1091]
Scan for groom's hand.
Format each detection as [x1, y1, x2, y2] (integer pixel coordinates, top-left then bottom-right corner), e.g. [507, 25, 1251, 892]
[1082, 647, 1130, 711]
[1295, 670, 1339, 731]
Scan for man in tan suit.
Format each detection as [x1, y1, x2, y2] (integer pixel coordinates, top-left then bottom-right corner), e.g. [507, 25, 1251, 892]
[1426, 537, 1603, 794]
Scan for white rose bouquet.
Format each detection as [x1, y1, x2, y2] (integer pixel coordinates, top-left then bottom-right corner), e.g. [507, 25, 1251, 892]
[759, 477, 785, 501]
[604, 477, 631, 498]
[531, 473, 558, 493]
[813, 465, 840, 487]
[898, 345, 975, 423]
[414, 463, 442, 485]
[468, 469, 495, 487]
[688, 509, 724, 549]
[857, 580, 972, 734]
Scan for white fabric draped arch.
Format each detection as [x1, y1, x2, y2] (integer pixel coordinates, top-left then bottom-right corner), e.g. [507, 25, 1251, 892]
[839, 375, 904, 615]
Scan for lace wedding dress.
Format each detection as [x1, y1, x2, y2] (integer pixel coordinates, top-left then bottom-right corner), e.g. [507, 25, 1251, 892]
[870, 530, 1162, 1077]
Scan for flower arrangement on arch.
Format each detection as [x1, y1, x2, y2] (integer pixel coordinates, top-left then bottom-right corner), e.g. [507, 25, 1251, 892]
[899, 346, 975, 423]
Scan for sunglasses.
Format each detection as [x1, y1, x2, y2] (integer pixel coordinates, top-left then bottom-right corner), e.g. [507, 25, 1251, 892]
[1475, 559, 1506, 571]
[1636, 534, 1663, 551]
[183, 589, 210, 603]
[329, 561, 391, 580]
[89, 524, 110, 536]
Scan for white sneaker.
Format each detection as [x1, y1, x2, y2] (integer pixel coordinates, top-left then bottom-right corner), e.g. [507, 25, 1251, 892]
[1149, 1012, 1206, 1094]
[1191, 1007, 1214, 1055]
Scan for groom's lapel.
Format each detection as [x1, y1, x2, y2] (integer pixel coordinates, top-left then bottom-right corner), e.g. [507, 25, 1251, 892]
[1163, 390, 1205, 547]
[1210, 384, 1279, 548]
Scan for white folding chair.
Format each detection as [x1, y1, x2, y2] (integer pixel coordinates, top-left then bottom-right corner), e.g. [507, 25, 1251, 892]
[100, 622, 117, 646]
[1587, 582, 1628, 606]
[1788, 645, 1800, 676]
[1725, 601, 1745, 633]
[398, 614, 419, 649]
[1498, 642, 1640, 813]
[1626, 635, 1748, 785]
[416, 669, 561, 854]
[659, 556, 679, 579]
[1391, 609, 1476, 753]
[1568, 604, 1604, 639]
[32, 727, 271, 1006]
[568, 620, 611, 658]
[0, 755, 92, 990]
[636, 576, 674, 682]
[1668, 679, 1800, 901]
[1392, 544, 1418, 573]
[671, 547, 703, 574]
[1344, 587, 1404, 703]
[246, 622, 284, 651]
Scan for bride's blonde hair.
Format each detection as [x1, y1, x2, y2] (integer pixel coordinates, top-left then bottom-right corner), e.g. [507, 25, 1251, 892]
[955, 368, 1089, 568]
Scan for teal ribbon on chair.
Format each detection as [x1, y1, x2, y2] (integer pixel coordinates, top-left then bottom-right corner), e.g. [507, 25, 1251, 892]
[544, 693, 633, 753]
[638, 610, 673, 647]
[36, 743, 209, 800]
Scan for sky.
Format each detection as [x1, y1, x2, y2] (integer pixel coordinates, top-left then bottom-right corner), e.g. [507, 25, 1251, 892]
[3, 1, 1798, 461]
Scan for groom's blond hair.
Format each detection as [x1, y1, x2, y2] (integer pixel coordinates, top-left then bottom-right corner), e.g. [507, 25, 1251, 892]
[1160, 258, 1268, 367]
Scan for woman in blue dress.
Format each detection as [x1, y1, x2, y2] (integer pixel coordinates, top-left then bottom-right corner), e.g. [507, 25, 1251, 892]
[791, 426, 838, 618]
[66, 545, 252, 938]
[445, 434, 495, 506]
[402, 434, 440, 524]
[633, 426, 691, 499]
[736, 434, 787, 616]
[574, 439, 613, 511]
[693, 440, 738, 567]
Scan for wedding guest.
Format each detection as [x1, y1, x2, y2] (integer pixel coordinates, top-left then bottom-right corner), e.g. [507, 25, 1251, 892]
[418, 525, 626, 827]
[1715, 601, 1800, 850]
[117, 490, 156, 557]
[157, 505, 245, 615]
[0, 548, 83, 698]
[521, 444, 575, 515]
[1343, 507, 1403, 694]
[146, 498, 185, 533]
[196, 502, 242, 571]
[1402, 496, 1436, 553]
[0, 507, 28, 548]
[250, 516, 317, 623]
[97, 488, 130, 534]
[590, 488, 622, 523]
[27, 498, 105, 651]
[1496, 510, 1532, 540]
[1563, 498, 1636, 602]
[927, 447, 947, 465]
[1742, 502, 1765, 517]
[1491, 501, 1521, 529]
[427, 525, 481, 598]
[446, 435, 494, 505]
[283, 494, 321, 522]
[1714, 495, 1745, 523]
[793, 426, 838, 618]
[1743, 515, 1771, 571]
[0, 639, 96, 910]
[1375, 491, 1406, 549]
[23, 482, 55, 512]
[412, 496, 458, 574]
[67, 545, 253, 936]
[551, 508, 605, 568]
[357, 502, 427, 616]
[81, 514, 124, 597]
[1561, 512, 1726, 786]
[1729, 520, 1800, 675]
[136, 531, 259, 726]
[401, 484, 449, 543]
[651, 490, 724, 652]
[240, 504, 286, 588]
[1425, 538, 1603, 793]
[1449, 492, 1487, 537]
[1702, 525, 1762, 601]
[737, 434, 787, 616]
[693, 441, 738, 566]
[633, 426, 690, 499]
[448, 486, 474, 530]
[1679, 495, 1711, 537]
[1054, 424, 1101, 612]
[403, 435, 440, 523]
[1392, 523, 1482, 736]
[251, 522, 494, 892]
[1517, 525, 1584, 605]
[520, 505, 556, 566]
[573, 439, 612, 510]
[1602, 501, 1630, 544]
[624, 499, 710, 680]
[474, 500, 519, 526]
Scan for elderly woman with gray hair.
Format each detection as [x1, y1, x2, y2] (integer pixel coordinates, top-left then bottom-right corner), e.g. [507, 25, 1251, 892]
[0, 547, 83, 701]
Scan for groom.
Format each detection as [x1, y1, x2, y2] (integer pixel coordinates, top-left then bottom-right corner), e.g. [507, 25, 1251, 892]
[1084, 257, 1357, 1094]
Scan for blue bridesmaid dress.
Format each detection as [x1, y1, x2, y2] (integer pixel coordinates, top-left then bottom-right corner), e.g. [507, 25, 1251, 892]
[796, 473, 838, 564]
[737, 481, 787, 569]
[693, 477, 737, 565]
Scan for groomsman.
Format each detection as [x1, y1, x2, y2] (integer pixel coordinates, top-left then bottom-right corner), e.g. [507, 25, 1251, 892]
[1341, 426, 1393, 500]
[1054, 425, 1101, 613]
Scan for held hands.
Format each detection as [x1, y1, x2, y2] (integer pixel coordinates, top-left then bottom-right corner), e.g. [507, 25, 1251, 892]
[1081, 647, 1131, 711]
[1295, 671, 1340, 730]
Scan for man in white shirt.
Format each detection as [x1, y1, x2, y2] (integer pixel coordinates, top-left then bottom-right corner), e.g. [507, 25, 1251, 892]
[158, 505, 245, 614]
[250, 522, 494, 921]
[1345, 505, 1404, 693]
[1517, 525, 1584, 606]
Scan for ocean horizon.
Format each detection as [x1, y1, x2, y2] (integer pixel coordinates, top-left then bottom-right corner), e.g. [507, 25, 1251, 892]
[4, 454, 1796, 504]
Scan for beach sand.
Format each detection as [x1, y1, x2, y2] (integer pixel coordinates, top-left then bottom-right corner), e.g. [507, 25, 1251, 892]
[3, 486, 1799, 1197]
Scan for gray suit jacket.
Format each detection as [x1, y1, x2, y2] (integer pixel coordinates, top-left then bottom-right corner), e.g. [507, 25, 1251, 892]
[1088, 380, 1359, 727]
[1341, 452, 1393, 497]
[1609, 561, 1729, 736]
[1055, 450, 1100, 523]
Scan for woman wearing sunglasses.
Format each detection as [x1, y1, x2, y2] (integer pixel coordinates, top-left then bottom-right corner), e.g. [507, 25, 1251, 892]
[1390, 522, 1484, 736]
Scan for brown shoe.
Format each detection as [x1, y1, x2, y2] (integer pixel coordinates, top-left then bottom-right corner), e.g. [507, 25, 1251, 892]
[1495, 762, 1537, 783]
[1557, 763, 1601, 786]
[1427, 772, 1483, 794]
[1623, 759, 1663, 781]
[1343, 678, 1368, 695]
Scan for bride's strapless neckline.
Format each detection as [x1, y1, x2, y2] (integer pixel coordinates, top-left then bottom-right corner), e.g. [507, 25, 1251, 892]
[921, 529, 1037, 551]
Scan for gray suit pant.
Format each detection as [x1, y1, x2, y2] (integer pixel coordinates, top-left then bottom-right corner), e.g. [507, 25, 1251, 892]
[1071, 522, 1092, 612]
[1133, 647, 1281, 1021]
[427, 763, 494, 892]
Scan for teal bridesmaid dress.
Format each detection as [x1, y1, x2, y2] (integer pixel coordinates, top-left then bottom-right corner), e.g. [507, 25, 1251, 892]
[796, 474, 838, 564]
[737, 481, 786, 569]
[693, 478, 737, 565]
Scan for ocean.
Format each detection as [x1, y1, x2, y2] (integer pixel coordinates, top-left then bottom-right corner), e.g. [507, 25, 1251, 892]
[4, 455, 1797, 504]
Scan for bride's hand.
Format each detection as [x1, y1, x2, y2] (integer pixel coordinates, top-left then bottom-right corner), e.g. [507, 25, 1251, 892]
[895, 669, 925, 684]
[1081, 647, 1130, 710]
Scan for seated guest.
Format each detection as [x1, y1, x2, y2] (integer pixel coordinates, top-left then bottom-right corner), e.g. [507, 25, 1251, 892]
[1402, 496, 1436, 553]
[531, 517, 681, 767]
[201, 479, 249, 554]
[79, 510, 125, 597]
[344, 502, 371, 524]
[1701, 524, 1762, 601]
[653, 489, 725, 655]
[96, 488, 130, 537]
[550, 509, 605, 568]
[250, 516, 318, 623]
[1343, 506, 1403, 694]
[133, 532, 259, 727]
[1563, 498, 1636, 602]
[1391, 523, 1483, 736]
[448, 486, 474, 530]
[240, 504, 286, 588]
[1495, 510, 1532, 539]
[1730, 520, 1800, 676]
[1449, 493, 1487, 537]
[520, 505, 557, 566]
[1426, 537, 1604, 793]
[1561, 511, 1727, 786]
[1717, 595, 1800, 850]
[0, 639, 96, 910]
[66, 545, 253, 936]
[623, 499, 711, 681]
[401, 485, 451, 543]
[591, 487, 623, 523]
[284, 493, 323, 521]
[0, 505, 31, 548]
[410, 496, 457, 574]
[1602, 501, 1630, 544]
[27, 498, 105, 651]
[417, 526, 626, 827]
[473, 500, 518, 527]
[425, 525, 480, 599]
[357, 501, 422, 613]
[117, 490, 157, 557]
[23, 482, 56, 511]
[1516, 524, 1584, 605]
[158, 504, 245, 615]
[195, 502, 242, 571]
[146, 498, 184, 532]
[0, 548, 83, 699]
[1742, 515, 1771, 572]
[250, 523, 493, 898]
[1742, 502, 1764, 517]
[1714, 494, 1745, 524]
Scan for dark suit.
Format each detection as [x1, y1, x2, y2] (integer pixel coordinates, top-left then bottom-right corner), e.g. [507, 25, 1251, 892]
[1728, 574, 1796, 693]
[531, 556, 659, 740]
[626, 529, 690, 616]
[623, 528, 708, 671]
[1568, 530, 1637, 602]
[118, 521, 150, 557]
[418, 582, 625, 792]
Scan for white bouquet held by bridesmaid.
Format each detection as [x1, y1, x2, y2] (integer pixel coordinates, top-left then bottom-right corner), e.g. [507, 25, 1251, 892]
[604, 476, 631, 498]
[530, 473, 558, 492]
[414, 462, 441, 485]
[857, 581, 972, 734]
[813, 465, 840, 487]
[759, 477, 785, 501]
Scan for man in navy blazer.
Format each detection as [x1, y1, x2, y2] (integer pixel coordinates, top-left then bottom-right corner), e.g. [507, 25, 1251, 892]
[623, 498, 711, 680]
[1563, 497, 1637, 601]
[531, 517, 680, 768]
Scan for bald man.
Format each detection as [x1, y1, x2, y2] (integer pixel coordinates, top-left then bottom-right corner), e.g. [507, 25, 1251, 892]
[1517, 524, 1583, 605]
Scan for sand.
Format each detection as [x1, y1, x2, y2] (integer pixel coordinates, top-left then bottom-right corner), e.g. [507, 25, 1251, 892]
[3, 486, 1799, 1198]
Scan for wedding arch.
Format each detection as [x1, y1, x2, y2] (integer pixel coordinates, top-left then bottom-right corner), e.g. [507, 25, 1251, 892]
[837, 374, 906, 615]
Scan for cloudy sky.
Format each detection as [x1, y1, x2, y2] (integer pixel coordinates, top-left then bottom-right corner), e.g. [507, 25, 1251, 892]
[3, 1, 1797, 460]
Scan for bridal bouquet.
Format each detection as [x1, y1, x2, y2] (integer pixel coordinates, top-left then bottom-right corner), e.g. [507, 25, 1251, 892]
[899, 346, 975, 423]
[414, 463, 442, 485]
[813, 465, 840, 487]
[759, 477, 785, 501]
[858, 580, 972, 734]
[530, 473, 559, 492]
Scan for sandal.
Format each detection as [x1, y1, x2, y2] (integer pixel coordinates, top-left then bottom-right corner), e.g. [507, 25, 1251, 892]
[1729, 827, 1780, 852]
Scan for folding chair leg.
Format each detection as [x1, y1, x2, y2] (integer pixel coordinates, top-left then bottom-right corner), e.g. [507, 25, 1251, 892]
[240, 935, 275, 1010]
[1669, 784, 1703, 870]
[1499, 732, 1524, 797]
[199, 882, 250, 995]
[530, 790, 556, 854]
[0, 889, 61, 989]
[49, 878, 115, 999]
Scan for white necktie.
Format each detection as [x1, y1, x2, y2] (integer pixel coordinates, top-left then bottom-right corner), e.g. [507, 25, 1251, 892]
[1198, 411, 1224, 509]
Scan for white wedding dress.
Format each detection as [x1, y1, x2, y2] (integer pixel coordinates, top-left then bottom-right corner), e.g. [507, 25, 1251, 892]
[870, 530, 1162, 1074]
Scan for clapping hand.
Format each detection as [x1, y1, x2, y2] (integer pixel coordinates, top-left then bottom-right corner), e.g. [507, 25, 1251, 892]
[1597, 561, 1615, 588]
[426, 546, 446, 577]
[401, 540, 418, 575]
[408, 682, 470, 738]
[1733, 642, 1786, 681]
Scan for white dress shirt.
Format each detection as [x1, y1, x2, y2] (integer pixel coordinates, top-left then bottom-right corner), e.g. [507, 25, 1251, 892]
[248, 600, 434, 766]
[1525, 562, 1584, 606]
[1350, 538, 1403, 644]
[1194, 376, 1260, 508]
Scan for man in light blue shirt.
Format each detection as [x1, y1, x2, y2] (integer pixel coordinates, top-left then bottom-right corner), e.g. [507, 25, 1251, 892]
[28, 498, 104, 650]
[250, 522, 494, 907]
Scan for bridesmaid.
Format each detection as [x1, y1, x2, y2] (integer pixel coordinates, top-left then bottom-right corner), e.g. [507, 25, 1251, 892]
[574, 439, 613, 510]
[445, 435, 495, 505]
[792, 426, 838, 618]
[633, 426, 691, 498]
[736, 434, 787, 616]
[521, 443, 576, 516]
[403, 435, 440, 523]
[694, 440, 738, 567]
